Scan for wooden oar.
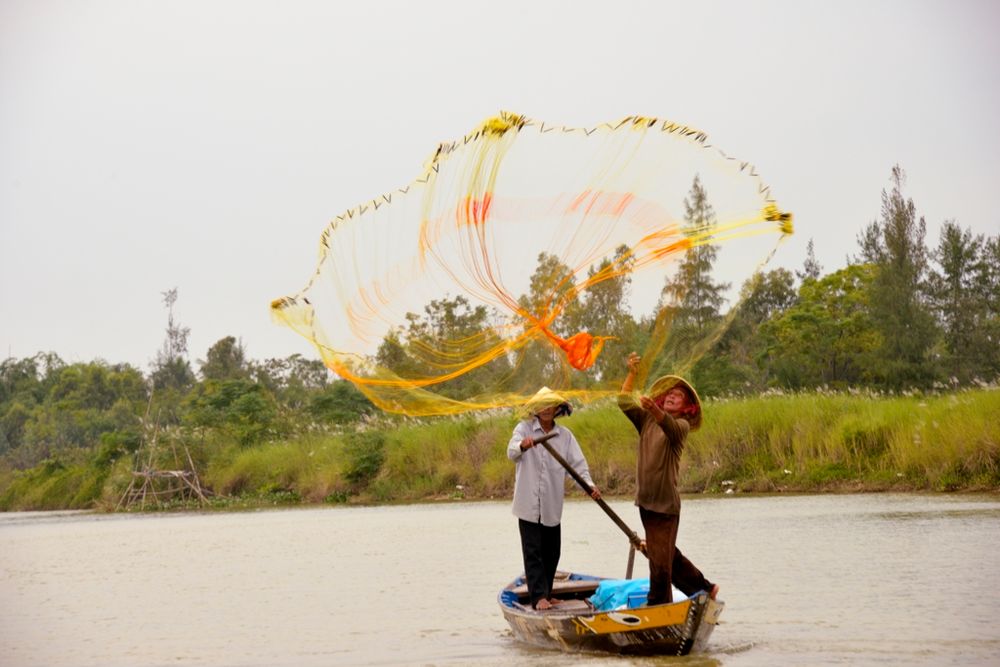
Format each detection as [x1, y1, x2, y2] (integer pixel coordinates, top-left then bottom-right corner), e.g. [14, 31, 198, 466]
[531, 432, 646, 556]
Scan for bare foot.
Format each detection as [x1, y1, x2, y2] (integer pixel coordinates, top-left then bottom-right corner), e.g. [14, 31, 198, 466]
[548, 598, 561, 607]
[534, 598, 553, 610]
[709, 584, 720, 600]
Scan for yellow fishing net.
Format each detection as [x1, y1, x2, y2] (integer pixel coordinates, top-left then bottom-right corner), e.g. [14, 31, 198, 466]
[272, 112, 792, 415]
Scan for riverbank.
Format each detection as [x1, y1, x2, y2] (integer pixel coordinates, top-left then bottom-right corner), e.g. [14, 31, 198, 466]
[1, 388, 998, 511]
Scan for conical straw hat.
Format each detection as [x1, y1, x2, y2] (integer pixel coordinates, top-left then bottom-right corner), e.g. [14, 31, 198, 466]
[648, 375, 702, 430]
[522, 386, 573, 419]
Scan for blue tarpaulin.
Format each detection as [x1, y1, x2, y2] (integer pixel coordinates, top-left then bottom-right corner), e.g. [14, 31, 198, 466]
[587, 578, 688, 611]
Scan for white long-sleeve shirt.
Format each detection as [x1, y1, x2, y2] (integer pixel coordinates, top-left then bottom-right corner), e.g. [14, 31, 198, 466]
[507, 417, 594, 527]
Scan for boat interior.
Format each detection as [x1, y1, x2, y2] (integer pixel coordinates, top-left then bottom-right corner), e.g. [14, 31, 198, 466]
[506, 572, 602, 612]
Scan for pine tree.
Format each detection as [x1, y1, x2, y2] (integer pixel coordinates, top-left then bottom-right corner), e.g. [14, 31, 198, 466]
[977, 235, 1000, 379]
[660, 175, 731, 334]
[855, 166, 937, 388]
[150, 288, 195, 393]
[931, 225, 1000, 382]
[655, 176, 731, 389]
[797, 238, 822, 284]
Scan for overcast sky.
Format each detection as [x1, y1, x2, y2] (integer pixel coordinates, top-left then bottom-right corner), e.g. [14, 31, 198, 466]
[2, 0, 998, 370]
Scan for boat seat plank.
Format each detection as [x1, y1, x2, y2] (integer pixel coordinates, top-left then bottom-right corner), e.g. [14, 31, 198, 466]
[510, 578, 601, 597]
[552, 599, 592, 611]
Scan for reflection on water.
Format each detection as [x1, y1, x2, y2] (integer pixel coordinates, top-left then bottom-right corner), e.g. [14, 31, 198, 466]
[1, 493, 998, 667]
[868, 508, 1000, 521]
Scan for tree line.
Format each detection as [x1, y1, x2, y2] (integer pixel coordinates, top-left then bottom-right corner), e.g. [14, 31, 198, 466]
[2, 165, 997, 473]
[0, 291, 374, 471]
[379, 166, 999, 397]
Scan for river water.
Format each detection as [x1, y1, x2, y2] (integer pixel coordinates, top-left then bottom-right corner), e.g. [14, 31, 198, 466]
[1, 493, 998, 666]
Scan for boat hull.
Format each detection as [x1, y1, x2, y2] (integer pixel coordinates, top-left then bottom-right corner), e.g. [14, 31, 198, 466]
[499, 574, 723, 656]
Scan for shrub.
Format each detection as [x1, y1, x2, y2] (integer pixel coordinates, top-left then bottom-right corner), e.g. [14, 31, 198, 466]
[343, 431, 386, 487]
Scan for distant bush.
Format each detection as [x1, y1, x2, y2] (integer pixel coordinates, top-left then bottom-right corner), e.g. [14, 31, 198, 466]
[309, 381, 374, 424]
[343, 431, 385, 487]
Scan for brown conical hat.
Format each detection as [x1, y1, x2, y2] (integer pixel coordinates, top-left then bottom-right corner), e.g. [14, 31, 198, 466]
[648, 375, 702, 431]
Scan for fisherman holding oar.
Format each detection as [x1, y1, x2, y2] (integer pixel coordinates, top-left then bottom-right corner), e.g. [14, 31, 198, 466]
[508, 387, 600, 611]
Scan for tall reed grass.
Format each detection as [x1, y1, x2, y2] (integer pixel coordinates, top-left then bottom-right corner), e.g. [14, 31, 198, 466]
[1, 388, 996, 510]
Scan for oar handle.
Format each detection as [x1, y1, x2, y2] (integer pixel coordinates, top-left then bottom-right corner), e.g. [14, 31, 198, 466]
[531, 432, 646, 555]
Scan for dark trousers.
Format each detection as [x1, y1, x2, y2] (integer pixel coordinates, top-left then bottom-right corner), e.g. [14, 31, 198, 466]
[518, 519, 561, 608]
[639, 507, 714, 605]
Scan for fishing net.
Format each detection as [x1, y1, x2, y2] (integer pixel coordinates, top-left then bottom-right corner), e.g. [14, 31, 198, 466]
[272, 112, 792, 415]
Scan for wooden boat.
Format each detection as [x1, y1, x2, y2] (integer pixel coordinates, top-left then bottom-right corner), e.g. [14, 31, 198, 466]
[498, 571, 724, 656]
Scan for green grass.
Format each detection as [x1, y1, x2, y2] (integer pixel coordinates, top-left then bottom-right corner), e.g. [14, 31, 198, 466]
[0, 458, 107, 511]
[201, 434, 346, 503]
[1, 388, 997, 510]
[683, 389, 1000, 492]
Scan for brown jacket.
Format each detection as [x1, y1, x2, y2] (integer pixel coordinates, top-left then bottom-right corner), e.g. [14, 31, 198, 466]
[618, 394, 690, 515]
